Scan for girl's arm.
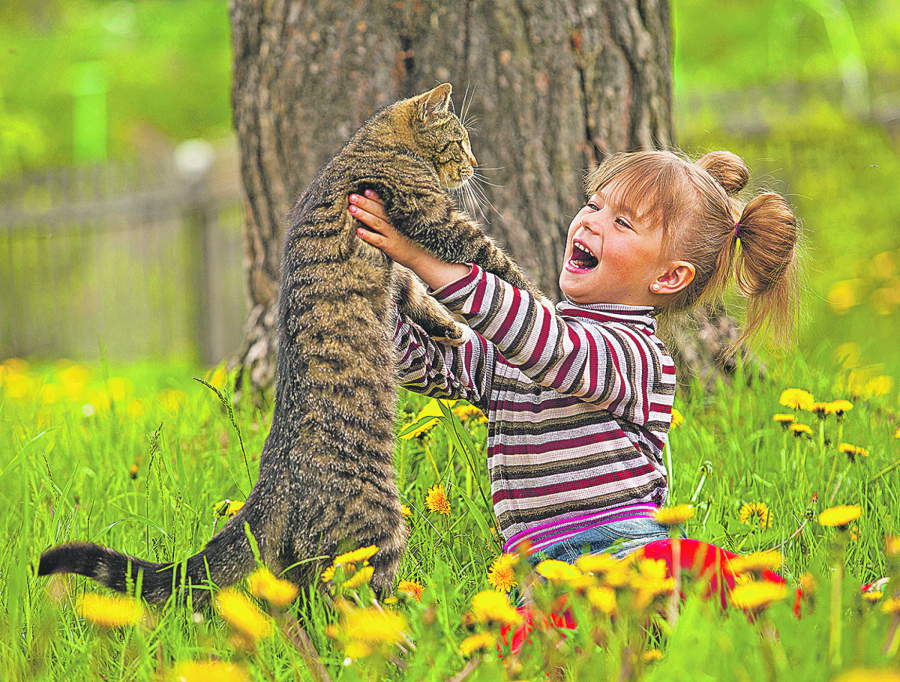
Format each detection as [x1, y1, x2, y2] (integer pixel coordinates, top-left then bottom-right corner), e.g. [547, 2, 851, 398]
[393, 306, 494, 410]
[351, 192, 673, 423]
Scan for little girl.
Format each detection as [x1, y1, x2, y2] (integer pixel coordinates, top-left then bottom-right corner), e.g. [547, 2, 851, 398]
[349, 149, 800, 565]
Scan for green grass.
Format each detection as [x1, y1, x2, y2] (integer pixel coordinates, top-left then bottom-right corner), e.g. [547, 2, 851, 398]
[1, 355, 899, 681]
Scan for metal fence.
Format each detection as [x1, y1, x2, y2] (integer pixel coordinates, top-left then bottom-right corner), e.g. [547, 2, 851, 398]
[0, 141, 247, 365]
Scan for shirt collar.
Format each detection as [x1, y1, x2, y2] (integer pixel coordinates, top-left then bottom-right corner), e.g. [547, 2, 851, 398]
[556, 300, 658, 333]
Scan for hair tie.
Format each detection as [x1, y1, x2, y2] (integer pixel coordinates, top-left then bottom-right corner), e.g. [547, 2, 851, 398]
[733, 221, 740, 238]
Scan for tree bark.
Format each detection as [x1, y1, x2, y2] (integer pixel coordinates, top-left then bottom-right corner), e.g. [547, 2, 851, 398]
[228, 0, 721, 398]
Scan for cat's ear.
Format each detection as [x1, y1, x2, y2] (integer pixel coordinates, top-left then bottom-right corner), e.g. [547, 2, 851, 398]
[418, 83, 453, 122]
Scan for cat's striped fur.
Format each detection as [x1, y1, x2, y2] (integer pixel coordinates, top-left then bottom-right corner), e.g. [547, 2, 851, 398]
[38, 84, 541, 604]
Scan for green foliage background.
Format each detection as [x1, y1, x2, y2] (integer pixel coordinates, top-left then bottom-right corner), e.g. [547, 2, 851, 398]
[3, 0, 900, 385]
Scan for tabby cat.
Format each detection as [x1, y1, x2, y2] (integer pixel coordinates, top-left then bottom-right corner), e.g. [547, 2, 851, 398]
[38, 83, 542, 604]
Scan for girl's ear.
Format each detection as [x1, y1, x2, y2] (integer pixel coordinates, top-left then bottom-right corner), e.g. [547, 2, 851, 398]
[651, 261, 695, 295]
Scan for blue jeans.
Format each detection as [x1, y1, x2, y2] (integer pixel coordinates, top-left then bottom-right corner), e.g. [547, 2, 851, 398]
[529, 516, 674, 565]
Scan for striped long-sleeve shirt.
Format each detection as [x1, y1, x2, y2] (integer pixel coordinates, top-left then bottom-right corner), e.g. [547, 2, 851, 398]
[394, 264, 677, 553]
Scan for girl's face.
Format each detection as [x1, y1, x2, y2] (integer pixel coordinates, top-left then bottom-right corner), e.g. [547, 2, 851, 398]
[559, 181, 668, 306]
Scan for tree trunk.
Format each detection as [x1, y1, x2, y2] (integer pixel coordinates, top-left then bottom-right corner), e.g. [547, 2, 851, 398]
[229, 0, 731, 397]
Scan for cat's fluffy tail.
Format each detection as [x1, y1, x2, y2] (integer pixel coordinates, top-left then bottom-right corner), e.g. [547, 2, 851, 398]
[37, 519, 255, 605]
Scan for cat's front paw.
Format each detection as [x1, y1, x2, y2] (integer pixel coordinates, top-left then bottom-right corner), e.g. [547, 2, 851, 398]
[431, 320, 466, 346]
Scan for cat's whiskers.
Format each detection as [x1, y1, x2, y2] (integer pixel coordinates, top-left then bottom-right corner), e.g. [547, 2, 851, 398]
[467, 177, 503, 221]
[454, 185, 478, 221]
[460, 83, 477, 127]
[472, 170, 503, 188]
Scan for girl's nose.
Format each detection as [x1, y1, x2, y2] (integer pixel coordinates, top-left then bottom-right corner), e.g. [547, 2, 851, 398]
[580, 216, 600, 235]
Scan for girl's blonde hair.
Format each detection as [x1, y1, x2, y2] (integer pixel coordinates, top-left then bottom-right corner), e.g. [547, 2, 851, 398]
[585, 149, 802, 351]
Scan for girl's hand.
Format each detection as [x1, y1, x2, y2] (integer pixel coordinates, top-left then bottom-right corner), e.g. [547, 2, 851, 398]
[348, 191, 423, 268]
[349, 190, 470, 290]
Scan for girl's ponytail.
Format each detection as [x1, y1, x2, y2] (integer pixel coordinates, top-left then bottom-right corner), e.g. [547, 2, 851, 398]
[731, 193, 802, 348]
[696, 151, 749, 197]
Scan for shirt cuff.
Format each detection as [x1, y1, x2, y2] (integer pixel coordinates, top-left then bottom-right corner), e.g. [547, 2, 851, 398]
[431, 263, 481, 306]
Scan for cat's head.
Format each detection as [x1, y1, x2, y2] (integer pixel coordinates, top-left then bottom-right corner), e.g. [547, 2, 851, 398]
[401, 84, 477, 189]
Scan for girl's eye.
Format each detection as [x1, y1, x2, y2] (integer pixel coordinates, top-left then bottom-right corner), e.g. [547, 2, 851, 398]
[616, 217, 632, 229]
[586, 202, 600, 211]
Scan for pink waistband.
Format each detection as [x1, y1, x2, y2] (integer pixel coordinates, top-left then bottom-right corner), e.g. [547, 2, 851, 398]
[503, 503, 660, 555]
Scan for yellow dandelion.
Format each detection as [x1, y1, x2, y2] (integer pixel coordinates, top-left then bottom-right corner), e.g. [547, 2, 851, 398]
[641, 649, 664, 663]
[106, 377, 131, 402]
[214, 588, 273, 641]
[453, 403, 487, 423]
[470, 590, 523, 626]
[789, 422, 813, 437]
[341, 607, 407, 644]
[576, 552, 620, 575]
[880, 597, 900, 614]
[400, 399, 453, 439]
[58, 363, 91, 401]
[459, 632, 496, 657]
[671, 408, 684, 429]
[170, 660, 248, 682]
[738, 502, 773, 530]
[810, 402, 830, 418]
[818, 504, 861, 528]
[800, 572, 817, 594]
[401, 419, 439, 439]
[321, 546, 378, 585]
[343, 565, 374, 590]
[629, 558, 674, 609]
[207, 365, 229, 389]
[340, 640, 374, 660]
[334, 545, 379, 566]
[727, 550, 782, 574]
[865, 375, 893, 398]
[838, 443, 869, 461]
[534, 559, 583, 583]
[779, 388, 815, 411]
[729, 580, 788, 610]
[400, 505, 412, 518]
[587, 585, 617, 614]
[887, 536, 900, 556]
[397, 579, 424, 602]
[894, 426, 900, 440]
[597, 559, 633, 588]
[158, 388, 187, 413]
[487, 553, 519, 592]
[247, 568, 298, 608]
[827, 400, 853, 417]
[733, 572, 754, 587]
[126, 398, 146, 418]
[773, 413, 796, 427]
[862, 591, 883, 603]
[654, 504, 695, 525]
[425, 484, 451, 516]
[213, 499, 244, 519]
[77, 593, 144, 628]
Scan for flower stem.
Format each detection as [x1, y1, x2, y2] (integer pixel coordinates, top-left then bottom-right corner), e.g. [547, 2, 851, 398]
[667, 532, 681, 629]
[665, 440, 674, 502]
[828, 532, 846, 668]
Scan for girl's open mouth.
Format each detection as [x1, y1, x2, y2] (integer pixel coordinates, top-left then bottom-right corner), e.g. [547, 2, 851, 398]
[568, 240, 598, 271]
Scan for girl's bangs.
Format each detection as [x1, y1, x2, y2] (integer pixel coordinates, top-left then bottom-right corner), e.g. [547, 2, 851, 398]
[585, 152, 693, 242]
